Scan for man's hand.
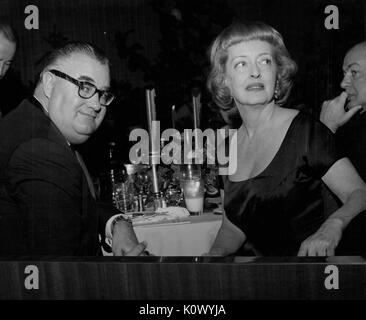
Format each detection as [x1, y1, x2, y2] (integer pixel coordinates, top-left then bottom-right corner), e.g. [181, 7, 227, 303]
[112, 220, 147, 256]
[320, 92, 362, 133]
[297, 218, 343, 256]
[120, 242, 148, 256]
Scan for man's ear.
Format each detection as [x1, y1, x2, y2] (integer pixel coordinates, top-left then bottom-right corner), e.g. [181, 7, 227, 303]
[41, 71, 55, 99]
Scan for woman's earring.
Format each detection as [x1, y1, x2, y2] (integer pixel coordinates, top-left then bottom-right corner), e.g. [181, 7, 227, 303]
[274, 81, 280, 100]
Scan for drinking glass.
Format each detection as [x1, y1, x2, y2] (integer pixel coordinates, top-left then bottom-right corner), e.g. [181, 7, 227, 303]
[180, 165, 204, 215]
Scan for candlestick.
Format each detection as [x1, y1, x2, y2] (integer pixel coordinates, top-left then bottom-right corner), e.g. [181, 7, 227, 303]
[151, 164, 159, 196]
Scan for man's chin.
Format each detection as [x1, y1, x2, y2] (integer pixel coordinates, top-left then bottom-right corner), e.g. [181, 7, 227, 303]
[75, 122, 97, 135]
[71, 128, 94, 144]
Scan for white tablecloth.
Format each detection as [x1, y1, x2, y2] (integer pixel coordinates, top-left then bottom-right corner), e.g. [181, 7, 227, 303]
[135, 213, 222, 256]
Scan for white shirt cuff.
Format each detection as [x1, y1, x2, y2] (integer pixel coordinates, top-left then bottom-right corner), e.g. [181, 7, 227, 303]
[105, 214, 124, 247]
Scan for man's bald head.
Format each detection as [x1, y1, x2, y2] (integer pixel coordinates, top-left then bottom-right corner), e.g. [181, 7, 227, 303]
[347, 42, 366, 58]
[340, 41, 366, 109]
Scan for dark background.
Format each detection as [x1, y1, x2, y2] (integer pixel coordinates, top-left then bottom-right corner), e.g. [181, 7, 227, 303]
[0, 0, 365, 175]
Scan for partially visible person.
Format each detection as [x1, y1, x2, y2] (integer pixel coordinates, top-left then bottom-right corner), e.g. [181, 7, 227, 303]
[0, 41, 146, 256]
[320, 41, 366, 180]
[0, 21, 25, 118]
[0, 22, 16, 81]
[320, 42, 366, 254]
[207, 21, 366, 257]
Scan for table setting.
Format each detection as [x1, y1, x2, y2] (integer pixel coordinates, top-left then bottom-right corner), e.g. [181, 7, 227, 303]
[102, 87, 223, 256]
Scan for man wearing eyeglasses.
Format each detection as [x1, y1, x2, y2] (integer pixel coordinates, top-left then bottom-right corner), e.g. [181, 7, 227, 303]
[0, 42, 147, 256]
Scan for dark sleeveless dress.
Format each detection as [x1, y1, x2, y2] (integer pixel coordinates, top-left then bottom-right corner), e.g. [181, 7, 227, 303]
[222, 112, 344, 256]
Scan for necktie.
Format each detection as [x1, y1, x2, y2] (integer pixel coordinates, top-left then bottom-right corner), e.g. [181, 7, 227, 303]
[74, 149, 96, 199]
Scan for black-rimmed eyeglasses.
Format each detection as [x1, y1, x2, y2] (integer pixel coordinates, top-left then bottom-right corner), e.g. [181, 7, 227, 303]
[49, 69, 115, 106]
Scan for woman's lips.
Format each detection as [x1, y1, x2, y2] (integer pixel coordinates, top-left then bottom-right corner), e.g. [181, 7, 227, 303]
[246, 83, 264, 90]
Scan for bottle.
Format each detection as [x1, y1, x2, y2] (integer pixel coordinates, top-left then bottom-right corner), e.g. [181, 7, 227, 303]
[107, 141, 128, 210]
[138, 192, 145, 211]
[99, 142, 116, 203]
[108, 142, 117, 205]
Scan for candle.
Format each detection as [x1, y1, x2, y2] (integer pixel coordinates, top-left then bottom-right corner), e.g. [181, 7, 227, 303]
[145, 89, 159, 195]
[146, 89, 156, 133]
[192, 89, 202, 163]
[192, 96, 198, 131]
[192, 89, 201, 129]
[171, 105, 176, 129]
[151, 90, 156, 123]
[196, 94, 201, 129]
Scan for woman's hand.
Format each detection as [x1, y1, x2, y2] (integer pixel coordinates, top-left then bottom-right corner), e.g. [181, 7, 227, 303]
[298, 218, 343, 256]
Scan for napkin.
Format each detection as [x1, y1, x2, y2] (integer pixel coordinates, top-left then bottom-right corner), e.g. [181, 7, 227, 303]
[124, 206, 190, 226]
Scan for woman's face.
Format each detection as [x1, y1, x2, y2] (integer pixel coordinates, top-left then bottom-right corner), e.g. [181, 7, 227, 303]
[224, 40, 277, 107]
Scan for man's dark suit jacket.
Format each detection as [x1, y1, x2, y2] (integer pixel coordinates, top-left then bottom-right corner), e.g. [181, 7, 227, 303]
[0, 97, 119, 255]
[336, 111, 366, 181]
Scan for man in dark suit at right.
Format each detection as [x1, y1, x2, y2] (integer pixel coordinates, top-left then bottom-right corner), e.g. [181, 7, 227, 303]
[321, 41, 366, 179]
[320, 41, 366, 254]
[0, 42, 146, 256]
